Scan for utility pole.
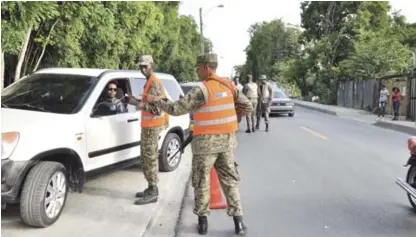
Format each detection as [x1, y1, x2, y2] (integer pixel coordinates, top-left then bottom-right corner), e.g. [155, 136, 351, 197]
[199, 7, 204, 55]
[198, 5, 224, 55]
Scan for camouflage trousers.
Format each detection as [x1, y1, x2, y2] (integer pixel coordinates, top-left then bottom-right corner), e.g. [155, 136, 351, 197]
[256, 102, 270, 125]
[192, 150, 243, 217]
[140, 127, 161, 186]
[246, 99, 258, 130]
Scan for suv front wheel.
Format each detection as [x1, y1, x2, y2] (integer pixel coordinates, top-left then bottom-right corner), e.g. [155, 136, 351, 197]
[159, 133, 182, 172]
[20, 161, 68, 227]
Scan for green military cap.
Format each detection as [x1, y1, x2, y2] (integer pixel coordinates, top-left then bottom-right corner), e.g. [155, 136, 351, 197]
[259, 74, 267, 80]
[138, 55, 154, 66]
[196, 53, 218, 66]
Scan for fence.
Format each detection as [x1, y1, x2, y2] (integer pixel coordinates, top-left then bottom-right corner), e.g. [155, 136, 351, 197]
[337, 79, 378, 112]
[338, 77, 415, 121]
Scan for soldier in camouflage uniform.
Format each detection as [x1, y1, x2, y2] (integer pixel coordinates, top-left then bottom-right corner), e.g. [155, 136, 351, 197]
[125, 55, 169, 205]
[146, 53, 252, 235]
[242, 74, 258, 133]
[256, 74, 273, 132]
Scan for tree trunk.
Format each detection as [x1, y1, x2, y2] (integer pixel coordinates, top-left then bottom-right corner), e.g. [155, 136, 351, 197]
[14, 27, 32, 82]
[1, 47, 4, 90]
[33, 20, 59, 72]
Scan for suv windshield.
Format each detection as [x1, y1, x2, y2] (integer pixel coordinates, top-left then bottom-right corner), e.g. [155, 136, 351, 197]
[1, 73, 98, 114]
[273, 90, 288, 99]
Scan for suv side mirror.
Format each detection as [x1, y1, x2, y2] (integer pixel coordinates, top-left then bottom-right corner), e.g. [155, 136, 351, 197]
[93, 102, 117, 117]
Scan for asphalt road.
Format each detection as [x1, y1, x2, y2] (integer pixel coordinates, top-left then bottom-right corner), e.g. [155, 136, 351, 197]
[177, 108, 416, 237]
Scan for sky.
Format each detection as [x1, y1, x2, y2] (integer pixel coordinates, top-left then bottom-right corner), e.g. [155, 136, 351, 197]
[178, 0, 416, 78]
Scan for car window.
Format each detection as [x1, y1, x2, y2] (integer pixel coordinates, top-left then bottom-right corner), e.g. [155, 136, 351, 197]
[130, 76, 183, 101]
[1, 73, 98, 114]
[130, 77, 147, 97]
[92, 79, 132, 115]
[181, 86, 194, 95]
[273, 90, 287, 99]
[161, 79, 183, 100]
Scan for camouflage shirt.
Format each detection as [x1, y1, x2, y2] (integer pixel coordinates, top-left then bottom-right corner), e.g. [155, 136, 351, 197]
[141, 74, 168, 130]
[154, 81, 253, 155]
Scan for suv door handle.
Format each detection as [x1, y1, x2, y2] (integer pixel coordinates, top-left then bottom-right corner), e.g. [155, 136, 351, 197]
[127, 118, 139, 123]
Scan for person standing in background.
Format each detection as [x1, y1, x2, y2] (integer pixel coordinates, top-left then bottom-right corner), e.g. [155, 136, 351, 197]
[378, 84, 389, 120]
[242, 74, 258, 133]
[256, 75, 273, 132]
[392, 87, 402, 121]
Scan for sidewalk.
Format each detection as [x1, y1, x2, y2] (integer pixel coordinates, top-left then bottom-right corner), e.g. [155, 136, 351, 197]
[1, 147, 193, 237]
[294, 100, 416, 135]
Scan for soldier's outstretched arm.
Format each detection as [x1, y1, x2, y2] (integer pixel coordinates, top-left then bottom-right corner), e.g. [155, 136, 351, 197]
[153, 86, 206, 116]
[235, 90, 253, 116]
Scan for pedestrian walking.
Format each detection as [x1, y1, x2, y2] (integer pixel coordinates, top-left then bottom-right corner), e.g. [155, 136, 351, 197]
[392, 87, 402, 120]
[125, 55, 169, 205]
[145, 53, 252, 235]
[242, 74, 258, 133]
[378, 84, 389, 120]
[256, 74, 273, 132]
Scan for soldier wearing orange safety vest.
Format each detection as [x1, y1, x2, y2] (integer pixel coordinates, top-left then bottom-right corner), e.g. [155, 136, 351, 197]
[146, 53, 252, 235]
[125, 55, 169, 205]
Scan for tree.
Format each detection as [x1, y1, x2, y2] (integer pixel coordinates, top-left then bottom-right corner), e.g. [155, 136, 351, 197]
[340, 31, 412, 80]
[1, 1, 212, 88]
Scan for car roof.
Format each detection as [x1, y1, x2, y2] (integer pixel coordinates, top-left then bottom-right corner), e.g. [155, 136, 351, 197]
[34, 68, 177, 81]
[180, 81, 202, 87]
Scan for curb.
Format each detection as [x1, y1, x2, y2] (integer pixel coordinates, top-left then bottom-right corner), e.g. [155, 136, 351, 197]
[294, 101, 338, 116]
[140, 148, 192, 237]
[293, 100, 416, 135]
[374, 121, 416, 136]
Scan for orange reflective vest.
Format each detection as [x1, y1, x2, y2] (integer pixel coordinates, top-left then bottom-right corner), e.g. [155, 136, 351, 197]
[193, 75, 238, 135]
[141, 74, 169, 128]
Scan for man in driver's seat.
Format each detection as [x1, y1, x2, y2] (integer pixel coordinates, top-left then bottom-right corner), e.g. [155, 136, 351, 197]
[100, 81, 127, 113]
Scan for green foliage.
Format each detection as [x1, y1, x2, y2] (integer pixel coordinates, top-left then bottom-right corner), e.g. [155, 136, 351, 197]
[1, 1, 212, 86]
[240, 1, 416, 104]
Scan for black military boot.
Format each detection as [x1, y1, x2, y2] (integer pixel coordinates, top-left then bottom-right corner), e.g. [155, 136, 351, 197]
[245, 129, 251, 133]
[134, 185, 158, 205]
[135, 184, 154, 198]
[255, 123, 260, 130]
[252, 127, 255, 133]
[233, 216, 247, 235]
[265, 123, 269, 132]
[197, 216, 208, 235]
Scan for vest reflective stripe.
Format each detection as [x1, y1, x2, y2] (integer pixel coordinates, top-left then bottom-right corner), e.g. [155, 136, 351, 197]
[141, 74, 169, 128]
[193, 75, 238, 135]
[193, 115, 237, 126]
[197, 103, 235, 112]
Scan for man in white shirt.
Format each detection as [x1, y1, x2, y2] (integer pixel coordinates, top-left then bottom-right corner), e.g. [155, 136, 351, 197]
[378, 84, 389, 119]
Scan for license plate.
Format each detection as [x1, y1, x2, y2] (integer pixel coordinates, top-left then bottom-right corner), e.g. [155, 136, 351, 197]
[279, 103, 286, 106]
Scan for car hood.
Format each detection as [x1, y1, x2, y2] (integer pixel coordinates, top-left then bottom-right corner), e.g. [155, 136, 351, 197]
[272, 98, 292, 103]
[1, 108, 79, 133]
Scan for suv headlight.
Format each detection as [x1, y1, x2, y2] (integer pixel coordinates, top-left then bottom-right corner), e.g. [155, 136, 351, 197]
[1, 132, 20, 160]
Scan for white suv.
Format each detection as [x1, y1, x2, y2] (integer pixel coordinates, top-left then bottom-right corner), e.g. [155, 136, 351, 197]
[1, 68, 190, 228]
